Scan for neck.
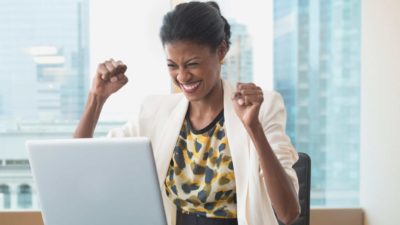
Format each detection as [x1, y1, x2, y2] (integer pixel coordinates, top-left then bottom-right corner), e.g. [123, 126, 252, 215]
[189, 79, 224, 118]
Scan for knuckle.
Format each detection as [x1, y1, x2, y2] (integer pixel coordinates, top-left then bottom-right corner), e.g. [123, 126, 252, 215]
[105, 61, 113, 68]
[123, 76, 129, 84]
[98, 63, 105, 69]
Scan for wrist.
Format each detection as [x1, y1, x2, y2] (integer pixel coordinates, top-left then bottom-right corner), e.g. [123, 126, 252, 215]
[245, 120, 272, 156]
[89, 91, 108, 100]
[244, 120, 263, 134]
[87, 92, 108, 107]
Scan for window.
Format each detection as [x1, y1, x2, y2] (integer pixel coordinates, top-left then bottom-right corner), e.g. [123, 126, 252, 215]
[18, 184, 32, 209]
[0, 0, 90, 210]
[1, 0, 359, 211]
[0, 185, 11, 209]
[274, 0, 361, 206]
[1, 0, 272, 210]
[0, 0, 170, 210]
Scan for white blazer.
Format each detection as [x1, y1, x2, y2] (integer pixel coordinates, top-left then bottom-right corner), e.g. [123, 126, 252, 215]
[107, 80, 299, 225]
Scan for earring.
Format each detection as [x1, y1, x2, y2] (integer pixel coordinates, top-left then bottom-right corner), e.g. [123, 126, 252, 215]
[220, 59, 225, 65]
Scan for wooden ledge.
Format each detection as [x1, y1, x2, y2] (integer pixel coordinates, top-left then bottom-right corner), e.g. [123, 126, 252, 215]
[0, 208, 364, 225]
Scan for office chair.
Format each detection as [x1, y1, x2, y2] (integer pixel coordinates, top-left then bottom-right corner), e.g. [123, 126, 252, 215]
[278, 152, 311, 225]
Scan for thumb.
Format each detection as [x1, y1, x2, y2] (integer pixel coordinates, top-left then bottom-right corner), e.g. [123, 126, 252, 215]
[232, 92, 245, 106]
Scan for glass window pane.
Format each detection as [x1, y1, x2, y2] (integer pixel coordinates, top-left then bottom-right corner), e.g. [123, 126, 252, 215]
[0, 0, 90, 210]
[0, 185, 11, 209]
[0, 0, 170, 210]
[273, 0, 361, 207]
[18, 184, 32, 208]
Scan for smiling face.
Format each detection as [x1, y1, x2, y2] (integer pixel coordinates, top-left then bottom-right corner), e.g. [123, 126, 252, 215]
[165, 41, 227, 103]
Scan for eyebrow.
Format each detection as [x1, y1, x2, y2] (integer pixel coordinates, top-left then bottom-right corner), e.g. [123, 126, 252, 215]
[167, 57, 200, 64]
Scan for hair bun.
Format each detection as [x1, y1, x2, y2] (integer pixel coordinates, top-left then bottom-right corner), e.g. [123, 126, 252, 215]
[206, 1, 221, 13]
[205, 1, 230, 47]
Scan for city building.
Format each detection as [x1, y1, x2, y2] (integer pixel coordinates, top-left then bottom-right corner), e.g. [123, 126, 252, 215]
[274, 0, 361, 206]
[0, 121, 121, 209]
[221, 21, 253, 84]
[0, 0, 89, 209]
[0, 0, 89, 121]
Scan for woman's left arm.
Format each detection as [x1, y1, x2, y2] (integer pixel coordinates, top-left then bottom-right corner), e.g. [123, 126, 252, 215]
[232, 83, 300, 225]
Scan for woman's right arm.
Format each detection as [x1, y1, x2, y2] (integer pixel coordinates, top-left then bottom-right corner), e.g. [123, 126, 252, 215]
[73, 59, 128, 138]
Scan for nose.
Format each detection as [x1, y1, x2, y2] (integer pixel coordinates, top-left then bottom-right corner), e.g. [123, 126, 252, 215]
[176, 67, 192, 83]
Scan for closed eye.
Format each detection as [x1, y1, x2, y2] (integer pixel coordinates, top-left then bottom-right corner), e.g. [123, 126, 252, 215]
[167, 64, 177, 68]
[187, 63, 198, 67]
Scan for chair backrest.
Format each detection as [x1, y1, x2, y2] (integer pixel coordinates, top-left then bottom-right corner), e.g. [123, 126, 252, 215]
[278, 152, 311, 225]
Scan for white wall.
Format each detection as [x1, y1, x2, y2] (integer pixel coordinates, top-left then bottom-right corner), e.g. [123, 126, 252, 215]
[360, 1, 400, 225]
[90, 0, 171, 121]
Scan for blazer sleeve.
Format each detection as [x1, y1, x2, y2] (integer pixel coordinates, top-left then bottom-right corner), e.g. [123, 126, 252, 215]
[106, 117, 140, 138]
[106, 104, 144, 138]
[259, 91, 300, 195]
[106, 95, 158, 138]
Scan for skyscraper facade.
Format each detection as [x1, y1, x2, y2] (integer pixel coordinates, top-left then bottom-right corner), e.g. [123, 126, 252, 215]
[0, 0, 89, 121]
[221, 21, 253, 84]
[274, 0, 360, 206]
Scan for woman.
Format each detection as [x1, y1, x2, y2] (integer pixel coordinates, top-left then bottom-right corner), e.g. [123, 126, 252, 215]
[74, 2, 300, 225]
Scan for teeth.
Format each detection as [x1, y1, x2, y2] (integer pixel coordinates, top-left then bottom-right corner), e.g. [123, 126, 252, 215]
[182, 82, 200, 90]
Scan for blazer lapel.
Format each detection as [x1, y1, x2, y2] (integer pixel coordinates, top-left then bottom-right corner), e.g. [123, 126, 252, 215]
[222, 80, 250, 223]
[154, 95, 189, 188]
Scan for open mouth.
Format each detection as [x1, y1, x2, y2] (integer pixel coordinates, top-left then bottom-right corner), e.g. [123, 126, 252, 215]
[180, 81, 201, 94]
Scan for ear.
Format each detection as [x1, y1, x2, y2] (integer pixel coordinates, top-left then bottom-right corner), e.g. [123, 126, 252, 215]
[217, 40, 229, 62]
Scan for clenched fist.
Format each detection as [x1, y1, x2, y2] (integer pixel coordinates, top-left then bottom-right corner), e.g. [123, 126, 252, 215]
[90, 59, 128, 97]
[232, 82, 264, 128]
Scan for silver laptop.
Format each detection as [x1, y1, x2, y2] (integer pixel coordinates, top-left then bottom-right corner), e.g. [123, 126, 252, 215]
[26, 137, 167, 225]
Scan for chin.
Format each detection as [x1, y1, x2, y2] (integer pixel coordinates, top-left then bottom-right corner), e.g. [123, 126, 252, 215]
[183, 94, 202, 102]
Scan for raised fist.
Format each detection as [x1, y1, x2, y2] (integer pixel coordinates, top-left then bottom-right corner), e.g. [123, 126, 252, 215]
[90, 59, 128, 97]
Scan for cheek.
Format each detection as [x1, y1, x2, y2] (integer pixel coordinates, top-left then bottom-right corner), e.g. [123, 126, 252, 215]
[205, 61, 220, 75]
[204, 65, 220, 80]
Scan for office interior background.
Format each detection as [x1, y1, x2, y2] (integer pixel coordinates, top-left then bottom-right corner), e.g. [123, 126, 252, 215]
[0, 0, 399, 225]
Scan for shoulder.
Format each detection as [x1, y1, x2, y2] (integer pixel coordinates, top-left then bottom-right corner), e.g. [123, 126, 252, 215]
[261, 90, 285, 112]
[108, 93, 186, 138]
[262, 90, 284, 104]
[259, 90, 287, 123]
[142, 93, 185, 109]
[140, 93, 186, 115]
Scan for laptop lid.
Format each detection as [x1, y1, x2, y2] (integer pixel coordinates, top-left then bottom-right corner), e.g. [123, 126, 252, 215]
[27, 137, 167, 225]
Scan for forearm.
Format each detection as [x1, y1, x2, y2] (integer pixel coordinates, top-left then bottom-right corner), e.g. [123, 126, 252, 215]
[73, 93, 108, 138]
[246, 122, 299, 225]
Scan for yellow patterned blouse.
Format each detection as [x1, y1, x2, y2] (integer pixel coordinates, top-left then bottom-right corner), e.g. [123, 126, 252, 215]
[164, 110, 237, 218]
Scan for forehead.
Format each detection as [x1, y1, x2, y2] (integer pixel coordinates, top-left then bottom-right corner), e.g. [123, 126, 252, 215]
[164, 41, 213, 61]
